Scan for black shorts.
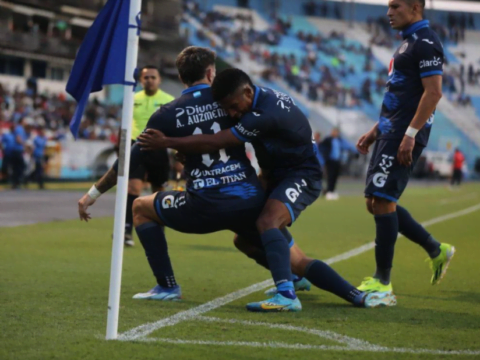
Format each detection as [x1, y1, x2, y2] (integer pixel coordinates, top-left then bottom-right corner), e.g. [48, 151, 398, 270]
[269, 176, 322, 225]
[365, 139, 424, 202]
[153, 190, 264, 241]
[129, 140, 170, 187]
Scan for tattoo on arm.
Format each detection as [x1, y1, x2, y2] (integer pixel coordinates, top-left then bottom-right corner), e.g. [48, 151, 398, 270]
[95, 167, 118, 193]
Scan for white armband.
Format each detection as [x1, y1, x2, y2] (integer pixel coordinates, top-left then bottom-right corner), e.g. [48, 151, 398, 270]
[405, 126, 419, 138]
[88, 185, 102, 200]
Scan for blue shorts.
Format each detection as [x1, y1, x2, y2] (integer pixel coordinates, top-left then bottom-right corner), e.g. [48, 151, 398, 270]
[269, 176, 322, 225]
[154, 191, 264, 239]
[365, 139, 424, 202]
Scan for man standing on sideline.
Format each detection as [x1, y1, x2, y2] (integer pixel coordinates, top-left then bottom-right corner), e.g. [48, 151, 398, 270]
[11, 118, 27, 189]
[320, 128, 356, 200]
[122, 65, 174, 246]
[31, 126, 47, 189]
[450, 148, 465, 188]
[1, 124, 15, 183]
[356, 0, 455, 297]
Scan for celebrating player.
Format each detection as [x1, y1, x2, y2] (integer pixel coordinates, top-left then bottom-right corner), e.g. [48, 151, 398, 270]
[138, 68, 396, 310]
[355, 0, 455, 296]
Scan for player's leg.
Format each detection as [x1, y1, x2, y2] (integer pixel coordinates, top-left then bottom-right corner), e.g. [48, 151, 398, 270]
[131, 192, 181, 300]
[233, 230, 312, 294]
[235, 233, 395, 307]
[256, 198, 297, 299]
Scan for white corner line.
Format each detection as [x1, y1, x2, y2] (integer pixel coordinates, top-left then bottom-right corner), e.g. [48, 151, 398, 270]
[118, 203, 480, 341]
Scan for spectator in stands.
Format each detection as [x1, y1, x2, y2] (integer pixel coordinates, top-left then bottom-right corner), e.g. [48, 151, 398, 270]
[319, 128, 357, 200]
[304, 1, 316, 16]
[451, 148, 465, 188]
[361, 78, 373, 104]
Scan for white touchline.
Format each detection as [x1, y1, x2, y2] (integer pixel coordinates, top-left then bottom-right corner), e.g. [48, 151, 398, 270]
[118, 203, 480, 342]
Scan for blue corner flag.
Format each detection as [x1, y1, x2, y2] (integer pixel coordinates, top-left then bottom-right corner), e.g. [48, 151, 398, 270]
[66, 0, 135, 138]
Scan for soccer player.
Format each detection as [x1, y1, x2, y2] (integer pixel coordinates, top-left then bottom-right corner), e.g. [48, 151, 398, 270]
[122, 66, 174, 246]
[31, 126, 47, 189]
[355, 0, 455, 295]
[1, 124, 15, 183]
[138, 68, 396, 310]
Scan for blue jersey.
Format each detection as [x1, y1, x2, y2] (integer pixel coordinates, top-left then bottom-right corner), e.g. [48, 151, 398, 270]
[230, 86, 322, 180]
[13, 125, 27, 152]
[33, 135, 47, 159]
[1, 133, 15, 155]
[146, 84, 263, 211]
[379, 20, 444, 147]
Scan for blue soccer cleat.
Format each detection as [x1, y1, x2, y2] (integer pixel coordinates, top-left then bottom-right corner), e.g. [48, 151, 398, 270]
[132, 285, 182, 301]
[246, 293, 302, 312]
[362, 291, 397, 308]
[264, 277, 312, 297]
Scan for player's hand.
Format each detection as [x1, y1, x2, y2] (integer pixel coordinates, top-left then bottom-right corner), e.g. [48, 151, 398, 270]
[356, 130, 377, 155]
[138, 129, 167, 151]
[78, 193, 96, 222]
[397, 135, 415, 167]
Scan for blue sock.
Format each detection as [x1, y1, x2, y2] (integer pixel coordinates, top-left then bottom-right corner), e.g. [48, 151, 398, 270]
[305, 260, 363, 304]
[136, 222, 177, 288]
[261, 228, 295, 298]
[374, 212, 399, 285]
[397, 205, 441, 258]
[280, 228, 301, 281]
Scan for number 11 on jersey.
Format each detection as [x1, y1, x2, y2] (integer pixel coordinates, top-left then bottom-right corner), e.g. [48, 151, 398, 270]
[193, 122, 230, 168]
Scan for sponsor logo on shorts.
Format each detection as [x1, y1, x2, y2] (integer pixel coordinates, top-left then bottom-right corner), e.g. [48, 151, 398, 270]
[373, 154, 395, 188]
[162, 195, 175, 208]
[162, 194, 186, 209]
[285, 179, 307, 203]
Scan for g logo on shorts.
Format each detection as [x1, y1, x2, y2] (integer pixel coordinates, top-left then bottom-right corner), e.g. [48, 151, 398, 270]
[286, 188, 300, 202]
[373, 173, 388, 188]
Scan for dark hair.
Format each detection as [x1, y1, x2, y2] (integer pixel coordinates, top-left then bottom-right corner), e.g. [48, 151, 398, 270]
[140, 65, 160, 74]
[405, 0, 425, 9]
[175, 46, 216, 86]
[211, 68, 254, 102]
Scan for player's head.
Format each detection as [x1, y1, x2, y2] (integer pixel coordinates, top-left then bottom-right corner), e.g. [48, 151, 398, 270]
[140, 66, 161, 94]
[176, 46, 216, 87]
[331, 128, 340, 138]
[211, 68, 255, 120]
[387, 0, 425, 30]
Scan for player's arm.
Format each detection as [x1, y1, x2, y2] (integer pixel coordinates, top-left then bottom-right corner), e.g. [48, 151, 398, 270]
[356, 123, 378, 154]
[139, 112, 266, 153]
[138, 128, 242, 154]
[77, 143, 145, 221]
[397, 74, 442, 166]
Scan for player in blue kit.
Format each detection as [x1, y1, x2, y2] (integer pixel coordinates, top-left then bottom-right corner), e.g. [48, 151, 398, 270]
[355, 0, 455, 295]
[138, 68, 397, 310]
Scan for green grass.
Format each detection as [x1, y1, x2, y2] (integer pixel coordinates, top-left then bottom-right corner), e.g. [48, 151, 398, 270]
[2, 183, 480, 360]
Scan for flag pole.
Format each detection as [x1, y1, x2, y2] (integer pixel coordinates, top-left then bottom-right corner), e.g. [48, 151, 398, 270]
[106, 0, 142, 340]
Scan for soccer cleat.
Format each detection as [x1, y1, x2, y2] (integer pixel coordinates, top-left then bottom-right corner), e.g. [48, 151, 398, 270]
[132, 285, 182, 301]
[264, 277, 312, 297]
[357, 277, 393, 293]
[363, 291, 397, 308]
[124, 233, 135, 247]
[428, 243, 455, 285]
[246, 293, 302, 312]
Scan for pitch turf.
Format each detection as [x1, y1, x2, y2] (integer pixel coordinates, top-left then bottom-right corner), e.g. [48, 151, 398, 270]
[2, 183, 480, 360]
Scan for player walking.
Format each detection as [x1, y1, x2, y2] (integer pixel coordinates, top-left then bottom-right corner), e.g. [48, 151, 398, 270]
[356, 0, 455, 295]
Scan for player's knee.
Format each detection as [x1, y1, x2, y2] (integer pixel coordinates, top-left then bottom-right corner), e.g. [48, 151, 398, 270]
[132, 198, 149, 226]
[365, 198, 374, 214]
[372, 196, 396, 215]
[256, 214, 283, 233]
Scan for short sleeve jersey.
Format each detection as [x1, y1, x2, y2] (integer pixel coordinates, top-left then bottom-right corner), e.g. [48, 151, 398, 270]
[379, 20, 444, 147]
[230, 86, 322, 180]
[132, 89, 175, 140]
[145, 84, 263, 211]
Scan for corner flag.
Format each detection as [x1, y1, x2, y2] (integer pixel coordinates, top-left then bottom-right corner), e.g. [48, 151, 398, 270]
[67, 0, 143, 340]
[66, 0, 135, 138]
